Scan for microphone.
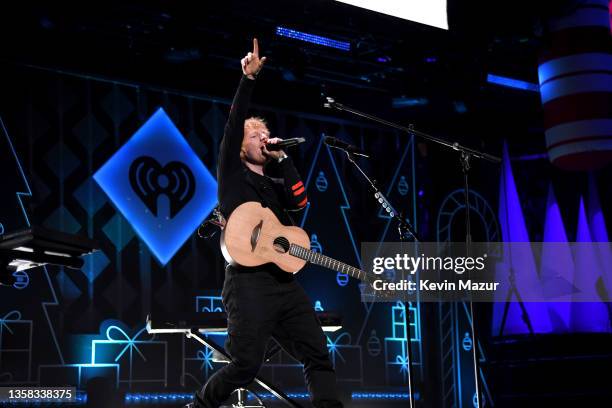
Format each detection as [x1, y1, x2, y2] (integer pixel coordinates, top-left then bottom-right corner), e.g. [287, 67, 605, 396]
[266, 137, 306, 151]
[324, 136, 370, 158]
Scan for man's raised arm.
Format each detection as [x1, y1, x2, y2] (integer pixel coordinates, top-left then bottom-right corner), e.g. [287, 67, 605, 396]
[217, 38, 267, 175]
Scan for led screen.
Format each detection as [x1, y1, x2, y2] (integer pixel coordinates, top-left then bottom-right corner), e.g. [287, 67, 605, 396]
[335, 0, 448, 30]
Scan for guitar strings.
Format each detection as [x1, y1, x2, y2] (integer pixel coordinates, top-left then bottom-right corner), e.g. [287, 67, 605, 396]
[223, 213, 377, 282]
[224, 228, 371, 278]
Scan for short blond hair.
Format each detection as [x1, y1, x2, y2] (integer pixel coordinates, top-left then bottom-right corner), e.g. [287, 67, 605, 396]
[244, 116, 268, 132]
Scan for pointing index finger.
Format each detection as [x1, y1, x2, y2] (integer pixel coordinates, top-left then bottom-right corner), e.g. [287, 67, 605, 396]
[253, 38, 259, 57]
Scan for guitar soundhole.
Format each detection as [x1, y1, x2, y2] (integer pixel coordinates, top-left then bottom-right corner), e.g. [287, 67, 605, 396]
[273, 237, 290, 253]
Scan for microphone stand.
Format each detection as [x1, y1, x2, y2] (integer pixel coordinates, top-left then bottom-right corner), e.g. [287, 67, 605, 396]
[327, 138, 418, 407]
[324, 97, 500, 408]
[335, 151, 417, 408]
[341, 150, 419, 242]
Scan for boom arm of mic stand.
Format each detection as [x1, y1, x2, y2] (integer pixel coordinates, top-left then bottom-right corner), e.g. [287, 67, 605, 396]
[324, 97, 501, 164]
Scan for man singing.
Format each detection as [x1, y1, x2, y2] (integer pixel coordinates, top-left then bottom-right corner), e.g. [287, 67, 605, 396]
[191, 39, 343, 408]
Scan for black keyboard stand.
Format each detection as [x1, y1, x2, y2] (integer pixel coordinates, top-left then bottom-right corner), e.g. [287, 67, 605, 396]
[186, 328, 302, 408]
[146, 311, 343, 408]
[0, 226, 99, 286]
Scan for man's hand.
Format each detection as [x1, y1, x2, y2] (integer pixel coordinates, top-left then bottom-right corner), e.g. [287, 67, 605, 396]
[262, 137, 287, 161]
[241, 38, 267, 80]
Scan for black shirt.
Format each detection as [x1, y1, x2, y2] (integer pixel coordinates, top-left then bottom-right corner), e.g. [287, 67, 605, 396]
[217, 75, 308, 272]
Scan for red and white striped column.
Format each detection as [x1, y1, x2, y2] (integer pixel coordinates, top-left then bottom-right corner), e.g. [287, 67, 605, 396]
[538, 0, 612, 170]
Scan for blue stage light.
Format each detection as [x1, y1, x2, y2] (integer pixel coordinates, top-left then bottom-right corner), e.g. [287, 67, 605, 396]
[453, 101, 468, 114]
[487, 74, 539, 92]
[122, 391, 417, 404]
[244, 392, 310, 400]
[276, 26, 350, 51]
[351, 392, 410, 399]
[125, 393, 194, 404]
[392, 97, 429, 108]
[94, 108, 218, 265]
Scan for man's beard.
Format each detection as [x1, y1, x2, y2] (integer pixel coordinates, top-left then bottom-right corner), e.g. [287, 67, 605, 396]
[243, 151, 269, 166]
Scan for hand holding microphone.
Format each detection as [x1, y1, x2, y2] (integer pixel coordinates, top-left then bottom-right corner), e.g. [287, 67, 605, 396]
[263, 137, 306, 161]
[265, 137, 305, 151]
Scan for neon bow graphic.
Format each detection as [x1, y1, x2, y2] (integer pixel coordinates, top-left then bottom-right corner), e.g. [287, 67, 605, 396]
[326, 332, 352, 364]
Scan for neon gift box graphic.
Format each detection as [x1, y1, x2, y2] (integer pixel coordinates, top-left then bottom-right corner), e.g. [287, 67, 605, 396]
[92, 324, 168, 387]
[385, 302, 411, 386]
[0, 310, 33, 382]
[325, 332, 363, 384]
[94, 108, 217, 265]
[182, 345, 225, 387]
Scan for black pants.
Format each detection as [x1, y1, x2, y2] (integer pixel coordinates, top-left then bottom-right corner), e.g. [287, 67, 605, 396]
[196, 265, 343, 408]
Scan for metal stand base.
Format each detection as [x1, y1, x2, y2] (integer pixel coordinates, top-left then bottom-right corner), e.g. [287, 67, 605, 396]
[186, 329, 302, 408]
[230, 388, 266, 408]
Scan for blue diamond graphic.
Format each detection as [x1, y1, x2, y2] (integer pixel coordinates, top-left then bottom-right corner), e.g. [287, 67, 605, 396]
[44, 206, 81, 234]
[45, 143, 80, 181]
[73, 177, 108, 216]
[56, 270, 82, 304]
[102, 213, 136, 251]
[93, 108, 217, 265]
[80, 250, 110, 283]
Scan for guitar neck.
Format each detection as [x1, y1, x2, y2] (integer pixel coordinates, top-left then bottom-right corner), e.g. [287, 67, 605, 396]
[289, 244, 372, 283]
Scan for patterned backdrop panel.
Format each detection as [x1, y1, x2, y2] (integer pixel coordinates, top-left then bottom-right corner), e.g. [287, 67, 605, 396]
[0, 65, 423, 391]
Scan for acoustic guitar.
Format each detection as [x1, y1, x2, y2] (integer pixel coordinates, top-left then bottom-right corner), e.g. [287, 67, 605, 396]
[220, 201, 376, 284]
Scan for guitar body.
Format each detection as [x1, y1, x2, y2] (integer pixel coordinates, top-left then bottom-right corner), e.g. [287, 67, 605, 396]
[221, 201, 310, 273]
